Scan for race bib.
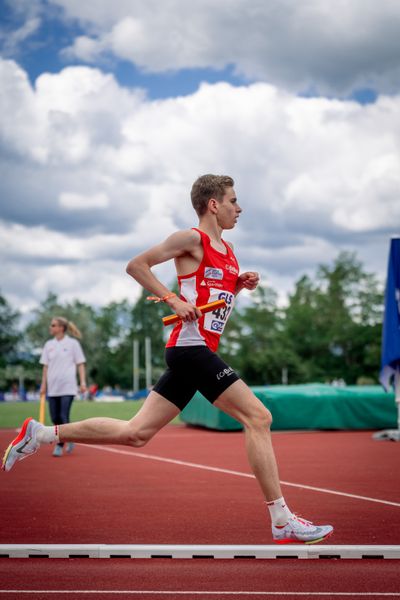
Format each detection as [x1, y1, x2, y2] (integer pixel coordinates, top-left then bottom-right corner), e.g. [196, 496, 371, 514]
[203, 289, 235, 335]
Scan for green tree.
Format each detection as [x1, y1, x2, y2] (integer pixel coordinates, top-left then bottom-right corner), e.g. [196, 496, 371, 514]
[284, 252, 383, 383]
[24, 293, 139, 390]
[21, 286, 178, 391]
[0, 292, 20, 367]
[221, 286, 299, 385]
[283, 274, 327, 382]
[129, 288, 172, 388]
[14, 251, 383, 392]
[89, 300, 133, 389]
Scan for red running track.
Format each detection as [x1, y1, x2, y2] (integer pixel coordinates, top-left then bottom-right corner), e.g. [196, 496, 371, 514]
[0, 426, 399, 598]
[1, 559, 400, 599]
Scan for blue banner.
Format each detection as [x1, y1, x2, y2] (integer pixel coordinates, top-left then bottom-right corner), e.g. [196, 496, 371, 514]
[380, 237, 400, 392]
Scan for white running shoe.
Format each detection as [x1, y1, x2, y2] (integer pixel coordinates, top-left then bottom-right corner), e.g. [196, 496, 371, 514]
[2, 418, 42, 472]
[52, 444, 63, 457]
[272, 515, 333, 544]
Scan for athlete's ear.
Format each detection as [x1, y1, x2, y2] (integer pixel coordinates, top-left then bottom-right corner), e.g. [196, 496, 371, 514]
[208, 198, 219, 214]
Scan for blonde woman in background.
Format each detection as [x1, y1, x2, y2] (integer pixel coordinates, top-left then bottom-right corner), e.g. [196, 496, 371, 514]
[40, 317, 87, 457]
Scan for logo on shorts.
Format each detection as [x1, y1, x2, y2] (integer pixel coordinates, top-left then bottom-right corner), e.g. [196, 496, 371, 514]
[216, 367, 234, 380]
[205, 267, 223, 280]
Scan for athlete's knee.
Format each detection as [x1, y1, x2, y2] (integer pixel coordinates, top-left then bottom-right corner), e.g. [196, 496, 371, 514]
[126, 424, 152, 448]
[246, 404, 273, 432]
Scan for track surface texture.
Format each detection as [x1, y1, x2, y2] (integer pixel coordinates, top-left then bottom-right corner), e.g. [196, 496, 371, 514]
[1, 426, 399, 599]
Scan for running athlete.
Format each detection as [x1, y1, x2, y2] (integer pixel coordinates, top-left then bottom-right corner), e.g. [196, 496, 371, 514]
[2, 174, 333, 544]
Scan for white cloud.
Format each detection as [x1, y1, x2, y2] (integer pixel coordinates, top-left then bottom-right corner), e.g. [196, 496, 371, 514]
[0, 0, 42, 56]
[59, 192, 110, 210]
[332, 153, 400, 232]
[1, 17, 41, 55]
[1, 58, 399, 315]
[0, 59, 46, 162]
[0, 221, 140, 262]
[54, 0, 400, 95]
[62, 35, 103, 63]
[0, 60, 144, 165]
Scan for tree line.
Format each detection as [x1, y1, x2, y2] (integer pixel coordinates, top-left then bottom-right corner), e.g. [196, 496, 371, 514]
[0, 252, 384, 391]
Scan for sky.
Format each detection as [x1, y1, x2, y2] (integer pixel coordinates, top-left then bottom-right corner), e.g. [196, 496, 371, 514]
[1, 0, 400, 317]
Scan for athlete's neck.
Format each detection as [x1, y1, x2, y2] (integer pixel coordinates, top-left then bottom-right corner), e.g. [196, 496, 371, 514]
[196, 220, 224, 246]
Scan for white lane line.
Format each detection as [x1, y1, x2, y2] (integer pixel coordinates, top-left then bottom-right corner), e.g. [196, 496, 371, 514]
[84, 445, 400, 508]
[1, 592, 400, 597]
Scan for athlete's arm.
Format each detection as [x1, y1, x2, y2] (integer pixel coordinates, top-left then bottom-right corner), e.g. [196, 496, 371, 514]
[225, 242, 260, 296]
[126, 230, 203, 322]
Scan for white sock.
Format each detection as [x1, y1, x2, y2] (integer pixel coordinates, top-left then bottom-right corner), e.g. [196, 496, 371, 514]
[266, 497, 293, 526]
[36, 425, 60, 444]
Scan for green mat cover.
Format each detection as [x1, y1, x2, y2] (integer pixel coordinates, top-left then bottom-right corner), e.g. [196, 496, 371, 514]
[180, 384, 397, 431]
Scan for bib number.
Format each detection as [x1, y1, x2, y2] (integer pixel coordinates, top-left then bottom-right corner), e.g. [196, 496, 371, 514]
[203, 289, 234, 335]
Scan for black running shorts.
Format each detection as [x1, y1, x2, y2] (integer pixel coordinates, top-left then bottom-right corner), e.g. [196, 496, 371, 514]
[153, 346, 240, 410]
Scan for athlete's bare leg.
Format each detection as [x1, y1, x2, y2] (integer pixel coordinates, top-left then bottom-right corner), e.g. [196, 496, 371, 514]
[214, 379, 282, 502]
[59, 391, 180, 447]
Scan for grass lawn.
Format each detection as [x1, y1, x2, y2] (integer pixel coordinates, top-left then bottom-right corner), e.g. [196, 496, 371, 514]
[0, 400, 182, 429]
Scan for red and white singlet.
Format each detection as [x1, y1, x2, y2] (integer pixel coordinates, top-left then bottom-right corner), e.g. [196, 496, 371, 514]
[166, 228, 240, 352]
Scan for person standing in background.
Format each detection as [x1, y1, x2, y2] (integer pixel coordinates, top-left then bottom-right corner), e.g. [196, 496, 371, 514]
[40, 317, 87, 457]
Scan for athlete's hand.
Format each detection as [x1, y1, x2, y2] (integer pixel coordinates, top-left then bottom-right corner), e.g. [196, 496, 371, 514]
[236, 271, 260, 293]
[166, 296, 202, 322]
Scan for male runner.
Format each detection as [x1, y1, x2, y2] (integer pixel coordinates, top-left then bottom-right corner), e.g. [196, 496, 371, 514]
[2, 174, 333, 544]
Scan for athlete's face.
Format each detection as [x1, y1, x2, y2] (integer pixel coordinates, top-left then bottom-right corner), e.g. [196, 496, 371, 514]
[217, 187, 242, 229]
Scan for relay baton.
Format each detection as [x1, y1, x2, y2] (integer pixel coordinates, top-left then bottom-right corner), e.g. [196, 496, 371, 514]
[162, 299, 226, 327]
[39, 393, 46, 424]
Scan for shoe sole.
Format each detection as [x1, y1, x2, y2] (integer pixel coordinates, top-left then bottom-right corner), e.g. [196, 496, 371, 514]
[274, 530, 334, 545]
[2, 417, 33, 472]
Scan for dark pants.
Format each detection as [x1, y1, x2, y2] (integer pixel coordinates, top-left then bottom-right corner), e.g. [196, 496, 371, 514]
[48, 395, 74, 447]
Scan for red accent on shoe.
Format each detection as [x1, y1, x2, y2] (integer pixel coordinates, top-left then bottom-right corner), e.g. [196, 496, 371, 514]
[274, 530, 334, 545]
[11, 418, 33, 447]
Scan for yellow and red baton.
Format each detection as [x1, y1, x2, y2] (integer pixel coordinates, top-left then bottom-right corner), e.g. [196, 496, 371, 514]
[162, 299, 226, 327]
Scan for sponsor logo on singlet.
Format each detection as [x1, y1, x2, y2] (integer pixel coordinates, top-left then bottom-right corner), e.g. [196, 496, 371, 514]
[225, 264, 239, 275]
[205, 267, 223, 280]
[210, 320, 224, 332]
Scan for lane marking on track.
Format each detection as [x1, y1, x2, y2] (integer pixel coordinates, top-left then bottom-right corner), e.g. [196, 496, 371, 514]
[84, 445, 400, 508]
[1, 590, 400, 596]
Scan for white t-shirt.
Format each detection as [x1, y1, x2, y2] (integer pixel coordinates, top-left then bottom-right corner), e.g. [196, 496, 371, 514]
[40, 335, 86, 397]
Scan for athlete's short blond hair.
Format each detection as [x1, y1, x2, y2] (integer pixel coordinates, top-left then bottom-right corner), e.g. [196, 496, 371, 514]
[191, 174, 234, 216]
